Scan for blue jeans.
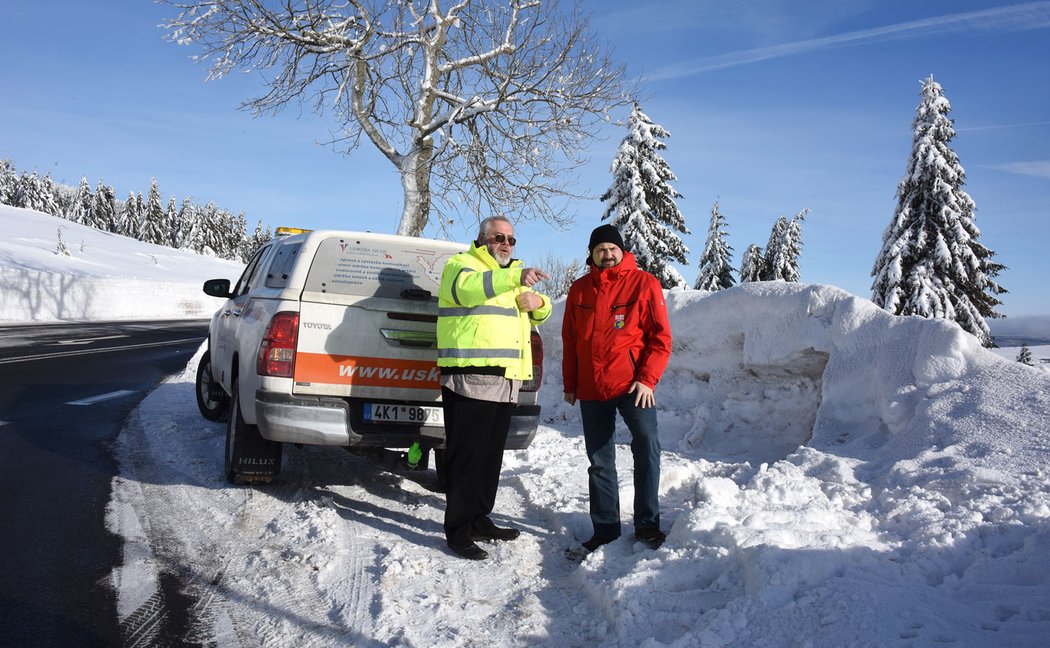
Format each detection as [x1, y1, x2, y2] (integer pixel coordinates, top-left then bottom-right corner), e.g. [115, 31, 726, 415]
[580, 394, 661, 540]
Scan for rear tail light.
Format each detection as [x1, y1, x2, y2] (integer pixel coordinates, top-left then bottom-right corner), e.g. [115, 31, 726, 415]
[257, 312, 300, 378]
[521, 330, 544, 392]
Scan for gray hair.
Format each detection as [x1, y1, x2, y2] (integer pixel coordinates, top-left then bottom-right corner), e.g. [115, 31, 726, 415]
[477, 215, 513, 240]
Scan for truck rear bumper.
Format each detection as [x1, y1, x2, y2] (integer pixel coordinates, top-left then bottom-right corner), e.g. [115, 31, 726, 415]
[254, 391, 539, 449]
[256, 392, 350, 445]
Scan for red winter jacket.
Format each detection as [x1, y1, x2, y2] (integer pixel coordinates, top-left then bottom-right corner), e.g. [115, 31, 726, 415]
[561, 252, 672, 401]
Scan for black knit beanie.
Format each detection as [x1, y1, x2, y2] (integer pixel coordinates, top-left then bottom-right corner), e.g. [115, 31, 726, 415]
[588, 224, 625, 253]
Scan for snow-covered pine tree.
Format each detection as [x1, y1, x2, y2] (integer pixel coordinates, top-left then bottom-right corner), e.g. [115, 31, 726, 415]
[92, 181, 118, 232]
[764, 209, 808, 282]
[871, 75, 1005, 347]
[204, 206, 230, 258]
[120, 191, 143, 240]
[179, 203, 203, 253]
[248, 220, 272, 258]
[166, 197, 180, 247]
[694, 200, 735, 291]
[1016, 343, 1034, 366]
[12, 170, 36, 210]
[55, 226, 71, 256]
[15, 171, 60, 215]
[67, 176, 94, 225]
[39, 173, 61, 216]
[140, 179, 168, 245]
[232, 212, 250, 261]
[760, 217, 788, 281]
[739, 244, 765, 283]
[600, 103, 690, 288]
[0, 159, 17, 205]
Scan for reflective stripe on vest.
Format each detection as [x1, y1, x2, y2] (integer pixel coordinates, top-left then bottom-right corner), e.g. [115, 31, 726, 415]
[437, 348, 522, 359]
[438, 305, 518, 318]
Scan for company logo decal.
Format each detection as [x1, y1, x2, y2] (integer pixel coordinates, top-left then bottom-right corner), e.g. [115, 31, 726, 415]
[295, 353, 440, 389]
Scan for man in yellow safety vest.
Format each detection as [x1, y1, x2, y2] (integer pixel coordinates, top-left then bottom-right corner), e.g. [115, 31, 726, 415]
[437, 215, 551, 560]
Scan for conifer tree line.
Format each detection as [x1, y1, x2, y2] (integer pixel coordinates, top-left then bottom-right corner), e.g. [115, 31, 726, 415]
[0, 158, 271, 263]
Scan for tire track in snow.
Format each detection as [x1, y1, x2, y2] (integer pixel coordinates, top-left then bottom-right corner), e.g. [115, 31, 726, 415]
[112, 377, 353, 646]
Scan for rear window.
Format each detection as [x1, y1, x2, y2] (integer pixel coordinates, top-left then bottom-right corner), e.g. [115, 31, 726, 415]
[265, 241, 303, 289]
[304, 236, 460, 299]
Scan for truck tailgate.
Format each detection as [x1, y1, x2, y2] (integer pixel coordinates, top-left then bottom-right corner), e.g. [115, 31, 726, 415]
[292, 296, 441, 401]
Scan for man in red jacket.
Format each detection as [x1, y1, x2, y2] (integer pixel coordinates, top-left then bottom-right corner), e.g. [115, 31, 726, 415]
[562, 224, 673, 552]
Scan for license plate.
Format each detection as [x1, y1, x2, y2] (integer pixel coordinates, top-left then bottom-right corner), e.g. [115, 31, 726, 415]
[364, 403, 444, 426]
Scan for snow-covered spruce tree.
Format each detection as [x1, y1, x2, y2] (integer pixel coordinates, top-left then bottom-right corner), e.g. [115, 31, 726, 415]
[179, 203, 206, 253]
[1016, 343, 1034, 366]
[120, 191, 143, 240]
[141, 179, 169, 246]
[15, 171, 60, 215]
[166, 197, 180, 247]
[248, 220, 272, 258]
[760, 217, 788, 281]
[872, 76, 1005, 346]
[694, 200, 735, 291]
[601, 103, 690, 288]
[92, 180, 118, 233]
[55, 226, 71, 256]
[763, 208, 808, 282]
[0, 159, 18, 205]
[173, 197, 197, 249]
[739, 244, 765, 283]
[71, 176, 95, 225]
[233, 212, 251, 261]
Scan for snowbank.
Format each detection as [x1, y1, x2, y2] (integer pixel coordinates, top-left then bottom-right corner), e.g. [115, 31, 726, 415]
[0, 205, 242, 321]
[107, 281, 1048, 647]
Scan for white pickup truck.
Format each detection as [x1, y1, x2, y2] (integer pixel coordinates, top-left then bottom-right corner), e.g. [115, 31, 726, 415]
[195, 228, 543, 484]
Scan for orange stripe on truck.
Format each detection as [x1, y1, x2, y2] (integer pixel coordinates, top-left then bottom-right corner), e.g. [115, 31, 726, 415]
[294, 352, 441, 389]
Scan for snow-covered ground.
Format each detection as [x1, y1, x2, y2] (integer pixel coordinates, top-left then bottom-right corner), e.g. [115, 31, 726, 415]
[3, 205, 1050, 647]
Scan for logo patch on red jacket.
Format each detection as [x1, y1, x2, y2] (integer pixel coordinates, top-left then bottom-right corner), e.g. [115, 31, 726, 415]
[614, 314, 625, 330]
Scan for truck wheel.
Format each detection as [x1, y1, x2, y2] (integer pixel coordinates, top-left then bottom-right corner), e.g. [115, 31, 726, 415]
[225, 379, 282, 484]
[195, 350, 229, 421]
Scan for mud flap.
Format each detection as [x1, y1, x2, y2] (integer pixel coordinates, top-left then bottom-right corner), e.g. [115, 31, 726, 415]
[226, 382, 283, 484]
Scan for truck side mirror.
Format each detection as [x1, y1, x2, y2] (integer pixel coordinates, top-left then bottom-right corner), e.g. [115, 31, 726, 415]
[202, 278, 233, 298]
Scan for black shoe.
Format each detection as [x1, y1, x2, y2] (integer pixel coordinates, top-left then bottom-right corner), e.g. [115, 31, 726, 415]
[449, 542, 488, 560]
[472, 524, 521, 542]
[634, 527, 666, 549]
[582, 535, 617, 553]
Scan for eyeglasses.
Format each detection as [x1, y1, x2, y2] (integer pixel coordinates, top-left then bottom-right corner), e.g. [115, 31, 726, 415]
[486, 233, 517, 246]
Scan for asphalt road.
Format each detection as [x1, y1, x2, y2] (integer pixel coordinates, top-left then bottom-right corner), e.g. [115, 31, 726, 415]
[0, 320, 209, 648]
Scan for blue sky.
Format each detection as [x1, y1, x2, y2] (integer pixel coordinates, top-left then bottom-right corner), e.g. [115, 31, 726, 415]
[1, 1, 1048, 317]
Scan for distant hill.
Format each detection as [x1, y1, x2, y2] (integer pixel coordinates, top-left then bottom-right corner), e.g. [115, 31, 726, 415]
[992, 335, 1050, 348]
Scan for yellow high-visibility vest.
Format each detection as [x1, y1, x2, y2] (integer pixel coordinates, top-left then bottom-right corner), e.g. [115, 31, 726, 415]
[437, 242, 550, 380]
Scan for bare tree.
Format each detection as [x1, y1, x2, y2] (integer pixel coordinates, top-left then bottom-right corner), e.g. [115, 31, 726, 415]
[162, 0, 632, 237]
[535, 250, 583, 300]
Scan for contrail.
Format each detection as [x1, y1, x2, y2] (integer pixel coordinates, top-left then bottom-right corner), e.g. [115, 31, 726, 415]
[959, 120, 1050, 132]
[988, 161, 1050, 179]
[648, 1, 1050, 81]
